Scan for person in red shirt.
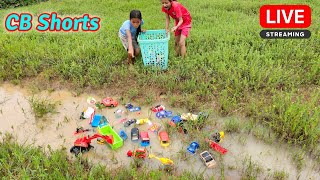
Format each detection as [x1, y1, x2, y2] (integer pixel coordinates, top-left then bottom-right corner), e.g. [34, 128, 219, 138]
[161, 0, 192, 58]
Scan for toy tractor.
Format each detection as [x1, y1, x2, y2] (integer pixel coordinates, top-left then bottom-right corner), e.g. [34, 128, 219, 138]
[70, 134, 113, 156]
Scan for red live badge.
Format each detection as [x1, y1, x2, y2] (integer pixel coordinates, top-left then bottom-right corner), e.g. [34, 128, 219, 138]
[260, 5, 311, 28]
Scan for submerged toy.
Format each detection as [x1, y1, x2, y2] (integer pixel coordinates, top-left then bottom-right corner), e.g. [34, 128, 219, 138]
[158, 131, 170, 147]
[151, 105, 165, 112]
[149, 154, 174, 166]
[101, 97, 118, 107]
[199, 151, 217, 168]
[70, 134, 113, 156]
[187, 141, 199, 154]
[140, 131, 150, 147]
[127, 148, 148, 159]
[156, 110, 172, 119]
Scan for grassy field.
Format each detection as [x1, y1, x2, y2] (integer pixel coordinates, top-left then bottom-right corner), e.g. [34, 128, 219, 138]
[0, 0, 319, 178]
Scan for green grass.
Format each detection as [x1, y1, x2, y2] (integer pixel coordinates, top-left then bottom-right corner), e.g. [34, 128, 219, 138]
[28, 96, 59, 119]
[0, 133, 204, 179]
[0, 0, 319, 177]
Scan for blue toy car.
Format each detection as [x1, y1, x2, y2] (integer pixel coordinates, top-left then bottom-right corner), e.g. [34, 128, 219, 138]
[156, 110, 173, 119]
[119, 130, 128, 140]
[187, 141, 200, 154]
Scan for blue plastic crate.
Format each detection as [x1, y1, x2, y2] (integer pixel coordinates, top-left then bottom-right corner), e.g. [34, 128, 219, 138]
[138, 29, 170, 70]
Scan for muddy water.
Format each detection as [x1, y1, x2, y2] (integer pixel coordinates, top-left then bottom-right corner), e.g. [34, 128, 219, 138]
[0, 83, 319, 179]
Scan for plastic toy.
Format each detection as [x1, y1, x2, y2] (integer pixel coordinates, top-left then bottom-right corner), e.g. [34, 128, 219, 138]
[169, 116, 188, 134]
[169, 115, 182, 127]
[97, 124, 123, 150]
[136, 118, 151, 125]
[149, 154, 174, 166]
[181, 112, 209, 121]
[114, 109, 125, 118]
[125, 103, 141, 112]
[119, 130, 128, 140]
[131, 127, 140, 142]
[151, 105, 165, 112]
[127, 148, 148, 159]
[208, 140, 228, 155]
[129, 106, 141, 112]
[156, 110, 173, 119]
[187, 141, 200, 154]
[124, 119, 136, 127]
[74, 127, 90, 135]
[80, 107, 95, 119]
[125, 103, 133, 109]
[91, 114, 108, 127]
[87, 97, 96, 105]
[211, 131, 225, 143]
[199, 151, 217, 168]
[181, 113, 198, 121]
[101, 97, 118, 107]
[140, 131, 150, 147]
[158, 131, 170, 147]
[148, 123, 161, 133]
[70, 134, 113, 156]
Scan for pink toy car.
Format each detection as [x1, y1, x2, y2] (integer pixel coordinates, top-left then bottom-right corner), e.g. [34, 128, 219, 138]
[101, 97, 118, 107]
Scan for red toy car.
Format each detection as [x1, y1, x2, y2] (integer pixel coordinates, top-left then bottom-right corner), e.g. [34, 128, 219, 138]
[151, 105, 165, 112]
[101, 97, 118, 107]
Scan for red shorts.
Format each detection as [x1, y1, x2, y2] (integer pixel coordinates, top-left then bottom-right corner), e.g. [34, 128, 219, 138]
[175, 23, 192, 37]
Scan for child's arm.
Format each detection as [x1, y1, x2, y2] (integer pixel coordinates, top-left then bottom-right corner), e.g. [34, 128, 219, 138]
[165, 14, 170, 33]
[126, 29, 134, 57]
[172, 17, 183, 32]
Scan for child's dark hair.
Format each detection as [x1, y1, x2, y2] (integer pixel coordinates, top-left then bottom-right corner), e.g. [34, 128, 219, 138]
[130, 10, 142, 40]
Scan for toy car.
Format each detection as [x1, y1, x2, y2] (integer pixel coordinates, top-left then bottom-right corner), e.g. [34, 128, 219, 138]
[101, 97, 118, 107]
[187, 141, 199, 154]
[140, 131, 150, 147]
[124, 119, 136, 127]
[169, 115, 182, 127]
[156, 110, 173, 119]
[131, 127, 140, 142]
[158, 131, 170, 147]
[199, 151, 217, 168]
[151, 105, 165, 112]
[125, 103, 141, 112]
[119, 130, 128, 140]
[127, 148, 147, 159]
[136, 118, 150, 125]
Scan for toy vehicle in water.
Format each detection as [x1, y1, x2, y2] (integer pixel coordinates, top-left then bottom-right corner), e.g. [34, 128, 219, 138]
[158, 131, 170, 147]
[125, 103, 141, 112]
[187, 141, 199, 154]
[169, 115, 188, 134]
[151, 105, 165, 112]
[199, 151, 217, 168]
[70, 134, 113, 156]
[91, 114, 108, 127]
[101, 97, 118, 107]
[127, 148, 147, 159]
[131, 127, 140, 142]
[136, 118, 150, 125]
[140, 131, 150, 147]
[97, 124, 124, 150]
[124, 119, 136, 127]
[119, 130, 128, 140]
[156, 110, 173, 119]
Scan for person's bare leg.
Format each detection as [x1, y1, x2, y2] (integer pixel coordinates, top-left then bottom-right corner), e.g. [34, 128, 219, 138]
[175, 36, 181, 57]
[133, 48, 140, 64]
[179, 35, 187, 58]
